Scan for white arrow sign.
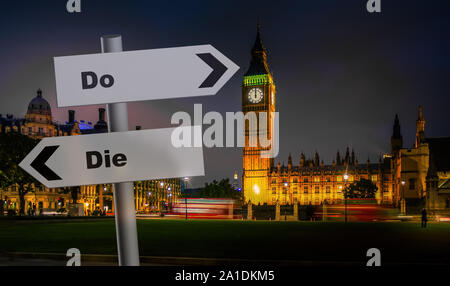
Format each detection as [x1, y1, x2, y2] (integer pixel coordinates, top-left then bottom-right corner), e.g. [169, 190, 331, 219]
[19, 126, 204, 188]
[54, 44, 239, 107]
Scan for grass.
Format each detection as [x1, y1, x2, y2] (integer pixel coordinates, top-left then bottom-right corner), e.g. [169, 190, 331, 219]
[0, 218, 449, 264]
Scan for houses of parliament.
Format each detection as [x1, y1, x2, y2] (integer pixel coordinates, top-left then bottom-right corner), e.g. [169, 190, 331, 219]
[0, 90, 181, 214]
[1, 24, 448, 215]
[242, 25, 450, 212]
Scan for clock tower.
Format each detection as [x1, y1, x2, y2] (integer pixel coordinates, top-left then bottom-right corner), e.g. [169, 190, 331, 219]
[242, 24, 276, 205]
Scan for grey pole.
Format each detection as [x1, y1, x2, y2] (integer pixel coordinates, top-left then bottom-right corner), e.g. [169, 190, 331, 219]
[101, 35, 140, 266]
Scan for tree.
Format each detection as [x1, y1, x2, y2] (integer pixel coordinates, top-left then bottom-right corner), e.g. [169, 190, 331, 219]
[200, 178, 243, 202]
[60, 186, 81, 204]
[0, 132, 40, 215]
[345, 178, 378, 199]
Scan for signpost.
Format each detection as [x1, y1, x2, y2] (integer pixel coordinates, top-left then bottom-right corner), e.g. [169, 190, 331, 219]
[54, 44, 239, 107]
[18, 126, 204, 188]
[20, 34, 239, 266]
[101, 35, 138, 266]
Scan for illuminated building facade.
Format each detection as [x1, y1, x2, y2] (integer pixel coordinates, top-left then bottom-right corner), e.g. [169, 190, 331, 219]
[242, 25, 394, 205]
[392, 106, 450, 213]
[0, 89, 180, 214]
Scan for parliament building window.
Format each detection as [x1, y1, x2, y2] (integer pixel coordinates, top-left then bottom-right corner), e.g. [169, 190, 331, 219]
[409, 179, 416, 190]
[304, 186, 308, 194]
[315, 186, 319, 194]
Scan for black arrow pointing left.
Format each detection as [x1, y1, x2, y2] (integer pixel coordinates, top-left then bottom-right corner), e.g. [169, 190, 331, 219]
[30, 145, 62, 181]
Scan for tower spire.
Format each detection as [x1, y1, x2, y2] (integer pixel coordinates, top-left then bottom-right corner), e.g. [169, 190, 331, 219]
[245, 22, 269, 76]
[415, 105, 425, 147]
[336, 150, 341, 165]
[391, 114, 403, 155]
[392, 114, 402, 138]
[252, 21, 265, 54]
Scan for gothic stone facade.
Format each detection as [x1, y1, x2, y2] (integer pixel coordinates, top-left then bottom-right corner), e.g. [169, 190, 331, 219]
[0, 90, 180, 214]
[242, 25, 393, 206]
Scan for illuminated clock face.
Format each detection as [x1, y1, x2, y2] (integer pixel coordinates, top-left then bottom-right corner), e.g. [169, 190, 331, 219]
[248, 88, 263, 103]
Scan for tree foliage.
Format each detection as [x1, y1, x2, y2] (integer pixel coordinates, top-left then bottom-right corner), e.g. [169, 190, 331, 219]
[344, 178, 378, 199]
[200, 178, 243, 202]
[0, 132, 40, 214]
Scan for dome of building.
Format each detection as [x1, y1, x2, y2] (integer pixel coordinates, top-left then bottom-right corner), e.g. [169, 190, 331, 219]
[27, 89, 51, 116]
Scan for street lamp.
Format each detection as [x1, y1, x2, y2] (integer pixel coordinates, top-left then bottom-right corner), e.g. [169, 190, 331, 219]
[184, 177, 190, 220]
[401, 180, 406, 215]
[158, 181, 165, 212]
[167, 186, 172, 208]
[343, 174, 349, 223]
[283, 182, 288, 204]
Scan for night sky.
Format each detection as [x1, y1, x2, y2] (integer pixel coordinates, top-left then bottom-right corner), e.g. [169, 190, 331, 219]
[1, 0, 449, 187]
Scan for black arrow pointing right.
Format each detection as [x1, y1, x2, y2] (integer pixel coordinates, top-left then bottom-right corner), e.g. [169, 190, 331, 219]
[197, 53, 228, 88]
[30, 145, 62, 181]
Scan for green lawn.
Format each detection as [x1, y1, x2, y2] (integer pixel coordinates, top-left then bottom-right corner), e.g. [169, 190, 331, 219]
[1, 218, 449, 264]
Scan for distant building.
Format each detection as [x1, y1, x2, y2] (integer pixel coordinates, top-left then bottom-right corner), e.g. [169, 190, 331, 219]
[241, 24, 449, 213]
[392, 106, 450, 213]
[242, 25, 393, 206]
[0, 89, 180, 214]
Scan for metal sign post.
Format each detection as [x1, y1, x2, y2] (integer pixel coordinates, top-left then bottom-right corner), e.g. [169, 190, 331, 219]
[20, 33, 238, 267]
[102, 35, 139, 266]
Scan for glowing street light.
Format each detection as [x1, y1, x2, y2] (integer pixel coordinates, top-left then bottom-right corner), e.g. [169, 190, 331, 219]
[183, 177, 189, 220]
[344, 173, 349, 223]
[253, 184, 260, 195]
[401, 180, 406, 214]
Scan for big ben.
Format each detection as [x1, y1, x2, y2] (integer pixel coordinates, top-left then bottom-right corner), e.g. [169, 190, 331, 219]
[242, 24, 276, 204]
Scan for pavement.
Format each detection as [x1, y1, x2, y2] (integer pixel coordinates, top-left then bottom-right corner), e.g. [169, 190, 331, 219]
[1, 252, 365, 267]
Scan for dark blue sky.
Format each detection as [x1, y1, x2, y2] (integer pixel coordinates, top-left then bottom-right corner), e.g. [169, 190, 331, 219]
[1, 0, 449, 187]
